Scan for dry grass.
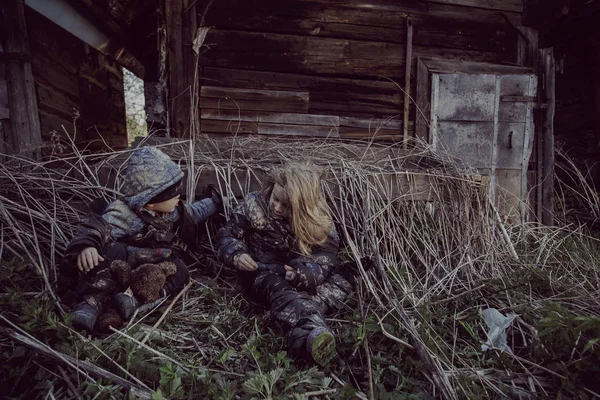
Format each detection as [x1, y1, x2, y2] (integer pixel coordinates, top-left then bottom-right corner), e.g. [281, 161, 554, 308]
[1, 133, 599, 399]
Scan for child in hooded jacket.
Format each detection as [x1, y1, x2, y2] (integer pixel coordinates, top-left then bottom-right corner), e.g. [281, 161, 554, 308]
[63, 146, 222, 332]
[217, 162, 356, 365]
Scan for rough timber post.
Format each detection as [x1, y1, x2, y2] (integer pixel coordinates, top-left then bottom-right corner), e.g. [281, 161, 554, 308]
[144, 4, 169, 136]
[541, 48, 555, 226]
[166, 0, 188, 138]
[1, 0, 42, 160]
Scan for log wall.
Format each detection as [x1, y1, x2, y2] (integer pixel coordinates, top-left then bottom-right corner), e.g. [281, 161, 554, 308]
[25, 8, 127, 155]
[175, 0, 523, 141]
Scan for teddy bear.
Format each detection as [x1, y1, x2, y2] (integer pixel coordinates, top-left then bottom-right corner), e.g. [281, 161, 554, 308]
[94, 260, 177, 333]
[129, 262, 177, 303]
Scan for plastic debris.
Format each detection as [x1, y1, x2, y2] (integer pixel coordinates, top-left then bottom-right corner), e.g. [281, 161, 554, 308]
[481, 308, 518, 353]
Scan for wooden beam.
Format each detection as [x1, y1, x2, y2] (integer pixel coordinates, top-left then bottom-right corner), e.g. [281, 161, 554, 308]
[183, 0, 199, 137]
[144, 4, 168, 134]
[541, 48, 555, 226]
[200, 86, 310, 113]
[516, 27, 538, 68]
[415, 58, 430, 143]
[426, 0, 522, 13]
[1, 0, 42, 159]
[166, 0, 188, 137]
[339, 116, 402, 130]
[403, 18, 413, 149]
[258, 123, 339, 138]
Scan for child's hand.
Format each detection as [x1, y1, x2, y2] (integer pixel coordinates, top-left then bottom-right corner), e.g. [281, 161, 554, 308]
[284, 265, 297, 282]
[234, 253, 257, 271]
[77, 247, 105, 273]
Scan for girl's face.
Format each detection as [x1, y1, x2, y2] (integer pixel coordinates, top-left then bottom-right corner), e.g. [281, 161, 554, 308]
[269, 183, 290, 219]
[145, 195, 180, 213]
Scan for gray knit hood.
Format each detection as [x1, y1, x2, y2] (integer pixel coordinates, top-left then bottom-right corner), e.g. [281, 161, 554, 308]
[123, 147, 184, 211]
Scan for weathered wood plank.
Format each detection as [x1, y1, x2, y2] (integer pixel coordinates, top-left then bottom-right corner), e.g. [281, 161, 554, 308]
[202, 0, 517, 51]
[203, 67, 398, 93]
[201, 86, 310, 113]
[26, 9, 79, 75]
[201, 108, 340, 126]
[201, 108, 261, 122]
[37, 104, 78, 139]
[201, 86, 309, 103]
[204, 1, 405, 43]
[201, 30, 405, 78]
[203, 67, 402, 115]
[339, 116, 402, 129]
[412, 15, 515, 54]
[423, 59, 533, 75]
[288, 0, 521, 14]
[309, 99, 399, 117]
[36, 82, 79, 120]
[30, 53, 80, 96]
[258, 113, 339, 126]
[1, 0, 42, 159]
[201, 119, 258, 134]
[258, 123, 339, 138]
[201, 30, 509, 78]
[426, 0, 522, 13]
[339, 127, 402, 141]
[200, 97, 309, 113]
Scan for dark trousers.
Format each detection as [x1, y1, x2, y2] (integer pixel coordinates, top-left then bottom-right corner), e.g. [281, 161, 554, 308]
[68, 242, 189, 307]
[245, 271, 330, 358]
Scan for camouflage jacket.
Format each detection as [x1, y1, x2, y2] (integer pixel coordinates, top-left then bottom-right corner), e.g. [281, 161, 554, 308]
[217, 191, 340, 287]
[65, 198, 217, 264]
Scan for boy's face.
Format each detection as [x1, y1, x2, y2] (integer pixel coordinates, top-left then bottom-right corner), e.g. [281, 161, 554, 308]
[269, 183, 290, 219]
[145, 195, 180, 213]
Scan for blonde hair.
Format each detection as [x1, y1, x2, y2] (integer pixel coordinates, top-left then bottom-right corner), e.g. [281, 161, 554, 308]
[264, 162, 332, 255]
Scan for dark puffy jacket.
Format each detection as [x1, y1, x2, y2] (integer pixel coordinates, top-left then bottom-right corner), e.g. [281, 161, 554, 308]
[64, 147, 217, 265]
[217, 191, 340, 288]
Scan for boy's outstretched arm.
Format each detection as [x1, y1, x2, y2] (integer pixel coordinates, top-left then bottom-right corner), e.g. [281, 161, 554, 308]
[184, 198, 219, 224]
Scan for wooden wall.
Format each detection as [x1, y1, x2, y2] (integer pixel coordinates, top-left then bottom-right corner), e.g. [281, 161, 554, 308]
[0, 42, 9, 159]
[525, 0, 600, 187]
[26, 8, 128, 155]
[174, 0, 523, 141]
[553, 39, 599, 180]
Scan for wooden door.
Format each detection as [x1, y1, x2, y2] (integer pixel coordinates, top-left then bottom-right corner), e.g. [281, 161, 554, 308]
[429, 71, 537, 219]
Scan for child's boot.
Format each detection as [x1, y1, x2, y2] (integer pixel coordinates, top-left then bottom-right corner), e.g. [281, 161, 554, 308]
[306, 326, 336, 366]
[113, 288, 142, 320]
[113, 287, 167, 320]
[72, 297, 104, 332]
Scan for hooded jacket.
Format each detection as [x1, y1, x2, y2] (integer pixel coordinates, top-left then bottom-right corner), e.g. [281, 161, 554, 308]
[65, 147, 217, 264]
[217, 191, 340, 292]
[122, 147, 184, 212]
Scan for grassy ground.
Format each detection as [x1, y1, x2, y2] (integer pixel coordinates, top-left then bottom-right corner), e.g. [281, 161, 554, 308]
[1, 136, 599, 399]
